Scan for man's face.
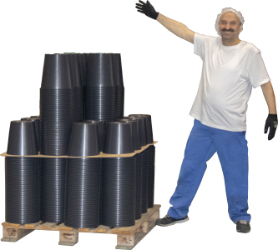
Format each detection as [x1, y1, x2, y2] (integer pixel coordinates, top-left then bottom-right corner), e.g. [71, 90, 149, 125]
[219, 12, 242, 41]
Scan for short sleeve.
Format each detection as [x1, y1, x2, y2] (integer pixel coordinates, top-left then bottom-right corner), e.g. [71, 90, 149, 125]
[247, 52, 271, 88]
[194, 33, 215, 61]
[194, 33, 205, 60]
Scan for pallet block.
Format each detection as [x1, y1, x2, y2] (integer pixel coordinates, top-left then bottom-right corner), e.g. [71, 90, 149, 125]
[1, 205, 160, 249]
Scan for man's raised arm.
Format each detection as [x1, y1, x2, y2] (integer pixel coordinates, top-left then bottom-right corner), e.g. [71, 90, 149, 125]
[136, 1, 195, 44]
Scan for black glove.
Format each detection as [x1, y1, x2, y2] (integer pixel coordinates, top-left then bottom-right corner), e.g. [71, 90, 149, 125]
[264, 114, 277, 140]
[136, 0, 159, 20]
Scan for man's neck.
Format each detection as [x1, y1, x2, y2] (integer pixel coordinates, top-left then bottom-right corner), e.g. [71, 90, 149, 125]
[221, 38, 241, 46]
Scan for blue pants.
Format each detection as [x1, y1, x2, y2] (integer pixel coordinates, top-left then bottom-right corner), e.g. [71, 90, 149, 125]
[168, 119, 251, 223]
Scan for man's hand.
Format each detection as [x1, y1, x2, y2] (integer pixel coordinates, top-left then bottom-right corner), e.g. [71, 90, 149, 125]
[264, 114, 277, 140]
[136, 1, 159, 20]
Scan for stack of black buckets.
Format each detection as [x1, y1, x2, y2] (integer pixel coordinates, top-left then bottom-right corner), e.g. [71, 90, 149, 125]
[4, 53, 155, 229]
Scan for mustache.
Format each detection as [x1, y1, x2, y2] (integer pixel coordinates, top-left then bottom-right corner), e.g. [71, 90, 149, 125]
[222, 28, 234, 32]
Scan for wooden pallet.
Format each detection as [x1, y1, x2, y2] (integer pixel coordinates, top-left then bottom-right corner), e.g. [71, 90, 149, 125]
[1, 142, 157, 158]
[1, 205, 160, 249]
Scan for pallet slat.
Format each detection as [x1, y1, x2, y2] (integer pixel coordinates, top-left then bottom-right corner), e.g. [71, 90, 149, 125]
[25, 221, 43, 229]
[78, 228, 90, 232]
[95, 225, 111, 233]
[2, 222, 20, 227]
[38, 222, 57, 230]
[56, 223, 73, 231]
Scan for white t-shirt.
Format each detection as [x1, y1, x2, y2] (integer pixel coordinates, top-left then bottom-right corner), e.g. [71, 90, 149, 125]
[189, 33, 271, 131]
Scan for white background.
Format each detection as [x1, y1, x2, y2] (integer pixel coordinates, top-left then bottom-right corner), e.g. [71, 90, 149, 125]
[0, 0, 277, 249]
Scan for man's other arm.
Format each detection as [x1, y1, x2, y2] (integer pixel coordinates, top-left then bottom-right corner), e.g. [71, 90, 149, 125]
[261, 81, 277, 114]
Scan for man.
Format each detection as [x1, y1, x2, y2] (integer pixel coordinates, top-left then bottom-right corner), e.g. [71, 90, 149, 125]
[136, 1, 277, 233]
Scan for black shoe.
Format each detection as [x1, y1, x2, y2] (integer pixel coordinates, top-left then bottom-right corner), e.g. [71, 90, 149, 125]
[155, 214, 189, 227]
[236, 220, 251, 233]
